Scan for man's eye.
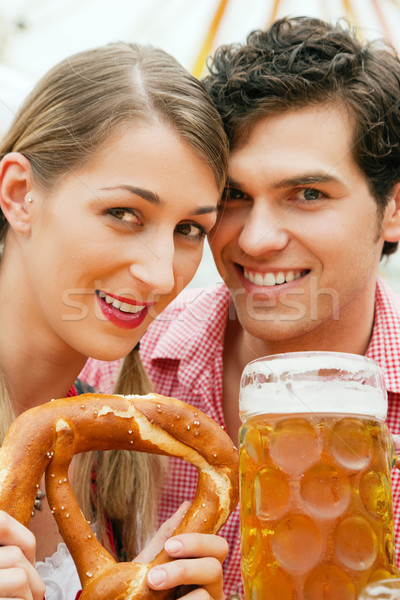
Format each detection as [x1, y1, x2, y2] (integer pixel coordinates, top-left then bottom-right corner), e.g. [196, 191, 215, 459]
[108, 208, 140, 223]
[302, 188, 321, 202]
[222, 187, 247, 201]
[176, 222, 206, 239]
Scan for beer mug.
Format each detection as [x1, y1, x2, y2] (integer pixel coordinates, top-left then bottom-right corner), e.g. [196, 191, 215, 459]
[239, 352, 398, 600]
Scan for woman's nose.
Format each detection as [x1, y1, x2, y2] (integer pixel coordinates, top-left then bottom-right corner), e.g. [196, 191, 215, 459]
[129, 238, 175, 295]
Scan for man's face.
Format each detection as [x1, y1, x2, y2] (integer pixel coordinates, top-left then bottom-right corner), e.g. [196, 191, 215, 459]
[209, 104, 393, 347]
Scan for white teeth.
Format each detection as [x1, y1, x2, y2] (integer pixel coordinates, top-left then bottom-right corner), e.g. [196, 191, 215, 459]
[254, 273, 264, 286]
[98, 291, 146, 314]
[286, 271, 294, 282]
[243, 269, 305, 287]
[264, 273, 276, 286]
[118, 301, 145, 314]
[276, 272, 285, 284]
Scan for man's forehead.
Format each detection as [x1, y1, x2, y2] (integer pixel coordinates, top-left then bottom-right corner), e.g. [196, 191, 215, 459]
[227, 104, 357, 185]
[232, 102, 354, 147]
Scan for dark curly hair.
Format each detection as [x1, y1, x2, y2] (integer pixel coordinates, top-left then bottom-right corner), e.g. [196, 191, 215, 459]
[203, 16, 400, 256]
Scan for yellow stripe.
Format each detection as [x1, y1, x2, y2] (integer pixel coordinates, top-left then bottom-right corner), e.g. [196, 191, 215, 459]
[266, 0, 281, 26]
[192, 0, 230, 78]
[342, 0, 360, 32]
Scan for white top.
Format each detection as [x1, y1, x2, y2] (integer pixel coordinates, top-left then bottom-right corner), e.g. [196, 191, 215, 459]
[36, 544, 81, 600]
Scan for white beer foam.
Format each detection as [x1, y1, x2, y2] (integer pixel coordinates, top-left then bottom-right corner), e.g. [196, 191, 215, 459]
[239, 353, 387, 420]
[239, 381, 387, 420]
[242, 352, 380, 377]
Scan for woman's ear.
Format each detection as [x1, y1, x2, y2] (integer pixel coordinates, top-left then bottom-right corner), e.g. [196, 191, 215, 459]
[382, 182, 400, 243]
[0, 152, 35, 234]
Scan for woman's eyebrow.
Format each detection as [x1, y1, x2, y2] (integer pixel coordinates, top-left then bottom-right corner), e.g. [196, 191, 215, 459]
[100, 185, 217, 216]
[100, 185, 161, 204]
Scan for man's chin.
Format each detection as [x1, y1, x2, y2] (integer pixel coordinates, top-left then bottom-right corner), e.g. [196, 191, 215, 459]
[236, 307, 318, 345]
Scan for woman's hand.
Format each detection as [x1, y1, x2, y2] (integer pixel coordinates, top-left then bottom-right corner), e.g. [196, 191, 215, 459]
[0, 510, 45, 600]
[147, 532, 227, 599]
[136, 502, 228, 599]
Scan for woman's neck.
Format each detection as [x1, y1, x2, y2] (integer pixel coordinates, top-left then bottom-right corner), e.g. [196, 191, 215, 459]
[0, 344, 86, 416]
[0, 259, 87, 415]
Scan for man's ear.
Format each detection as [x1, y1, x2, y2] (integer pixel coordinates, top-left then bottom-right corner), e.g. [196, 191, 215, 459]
[0, 152, 35, 234]
[382, 182, 400, 243]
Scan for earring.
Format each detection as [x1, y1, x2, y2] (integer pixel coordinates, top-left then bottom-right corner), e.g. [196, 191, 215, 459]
[26, 197, 33, 204]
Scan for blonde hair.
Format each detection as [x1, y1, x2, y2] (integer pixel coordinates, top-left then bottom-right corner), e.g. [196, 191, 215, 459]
[0, 375, 15, 443]
[76, 350, 166, 559]
[0, 42, 228, 558]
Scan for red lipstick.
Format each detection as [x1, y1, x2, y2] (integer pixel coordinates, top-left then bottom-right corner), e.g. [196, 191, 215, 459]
[95, 290, 153, 330]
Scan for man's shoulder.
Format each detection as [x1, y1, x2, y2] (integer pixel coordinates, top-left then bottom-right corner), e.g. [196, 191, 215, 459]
[160, 283, 227, 312]
[368, 277, 400, 395]
[376, 276, 400, 315]
[141, 283, 230, 359]
[146, 284, 229, 334]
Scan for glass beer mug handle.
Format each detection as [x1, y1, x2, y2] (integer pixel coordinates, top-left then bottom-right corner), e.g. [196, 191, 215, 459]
[359, 578, 400, 598]
[391, 434, 400, 469]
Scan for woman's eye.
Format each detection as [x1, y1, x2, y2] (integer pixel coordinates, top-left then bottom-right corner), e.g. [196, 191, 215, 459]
[176, 222, 206, 240]
[108, 207, 141, 224]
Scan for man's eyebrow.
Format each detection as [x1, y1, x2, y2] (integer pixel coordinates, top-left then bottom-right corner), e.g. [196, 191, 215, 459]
[273, 173, 341, 188]
[193, 206, 218, 215]
[225, 177, 243, 188]
[100, 185, 161, 205]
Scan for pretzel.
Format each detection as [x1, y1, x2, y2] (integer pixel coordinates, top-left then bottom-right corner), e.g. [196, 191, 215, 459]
[0, 393, 239, 599]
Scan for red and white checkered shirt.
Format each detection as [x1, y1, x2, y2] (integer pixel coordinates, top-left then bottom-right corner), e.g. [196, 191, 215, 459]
[81, 276, 400, 598]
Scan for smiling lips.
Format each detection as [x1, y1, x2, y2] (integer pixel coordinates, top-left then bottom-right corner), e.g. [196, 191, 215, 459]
[96, 290, 153, 330]
[243, 268, 307, 287]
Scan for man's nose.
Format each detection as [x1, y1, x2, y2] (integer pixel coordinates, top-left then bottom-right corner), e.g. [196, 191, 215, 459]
[238, 201, 290, 256]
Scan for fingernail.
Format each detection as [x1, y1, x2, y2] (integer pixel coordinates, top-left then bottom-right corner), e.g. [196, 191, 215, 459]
[165, 538, 183, 554]
[148, 567, 167, 587]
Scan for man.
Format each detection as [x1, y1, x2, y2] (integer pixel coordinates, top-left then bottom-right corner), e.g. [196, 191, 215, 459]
[82, 17, 400, 598]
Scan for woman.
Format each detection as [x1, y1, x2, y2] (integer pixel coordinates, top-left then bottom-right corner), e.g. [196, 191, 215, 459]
[0, 41, 228, 599]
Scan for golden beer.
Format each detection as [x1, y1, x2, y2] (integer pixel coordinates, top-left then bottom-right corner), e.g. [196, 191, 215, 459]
[239, 353, 398, 600]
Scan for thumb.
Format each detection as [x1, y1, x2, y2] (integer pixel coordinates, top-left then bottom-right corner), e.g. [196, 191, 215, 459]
[134, 501, 191, 563]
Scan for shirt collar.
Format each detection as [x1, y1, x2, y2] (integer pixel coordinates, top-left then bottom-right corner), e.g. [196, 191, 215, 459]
[149, 277, 400, 395]
[366, 277, 400, 395]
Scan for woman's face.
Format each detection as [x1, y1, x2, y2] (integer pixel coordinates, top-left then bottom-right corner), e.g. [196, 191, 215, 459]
[20, 121, 220, 360]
